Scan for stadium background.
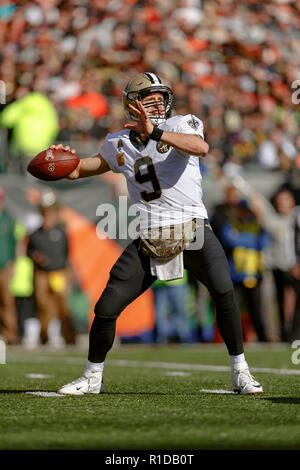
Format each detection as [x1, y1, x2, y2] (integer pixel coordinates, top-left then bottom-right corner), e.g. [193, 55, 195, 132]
[0, 0, 299, 343]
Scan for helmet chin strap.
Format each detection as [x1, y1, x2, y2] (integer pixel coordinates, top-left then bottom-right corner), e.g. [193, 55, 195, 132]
[149, 116, 166, 125]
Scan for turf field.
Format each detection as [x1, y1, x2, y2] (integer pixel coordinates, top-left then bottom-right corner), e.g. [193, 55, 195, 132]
[0, 342, 300, 451]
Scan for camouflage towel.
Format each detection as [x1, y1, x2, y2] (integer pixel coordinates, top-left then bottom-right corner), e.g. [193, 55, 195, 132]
[139, 219, 196, 261]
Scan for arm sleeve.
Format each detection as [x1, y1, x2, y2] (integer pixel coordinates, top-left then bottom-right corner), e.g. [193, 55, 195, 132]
[252, 196, 283, 237]
[232, 177, 281, 238]
[176, 115, 204, 139]
[173, 115, 205, 157]
[99, 135, 122, 174]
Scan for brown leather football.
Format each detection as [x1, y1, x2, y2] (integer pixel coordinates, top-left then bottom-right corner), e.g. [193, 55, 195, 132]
[27, 148, 80, 181]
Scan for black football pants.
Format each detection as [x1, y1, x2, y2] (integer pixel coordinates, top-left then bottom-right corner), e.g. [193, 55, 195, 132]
[88, 225, 244, 362]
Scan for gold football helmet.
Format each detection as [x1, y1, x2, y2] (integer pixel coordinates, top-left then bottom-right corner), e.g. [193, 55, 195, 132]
[122, 72, 173, 125]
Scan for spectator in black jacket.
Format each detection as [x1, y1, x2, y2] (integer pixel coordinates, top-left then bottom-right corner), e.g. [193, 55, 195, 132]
[27, 190, 75, 345]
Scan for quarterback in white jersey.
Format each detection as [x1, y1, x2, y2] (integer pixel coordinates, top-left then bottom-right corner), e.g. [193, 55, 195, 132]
[54, 72, 263, 397]
[100, 114, 208, 230]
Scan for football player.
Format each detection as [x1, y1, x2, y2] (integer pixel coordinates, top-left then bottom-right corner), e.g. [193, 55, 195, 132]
[54, 72, 263, 395]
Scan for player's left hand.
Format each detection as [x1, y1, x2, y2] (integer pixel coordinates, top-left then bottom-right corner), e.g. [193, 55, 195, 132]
[50, 144, 76, 153]
[124, 100, 154, 136]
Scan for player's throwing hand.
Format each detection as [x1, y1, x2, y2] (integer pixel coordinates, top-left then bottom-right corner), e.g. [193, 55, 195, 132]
[124, 99, 154, 137]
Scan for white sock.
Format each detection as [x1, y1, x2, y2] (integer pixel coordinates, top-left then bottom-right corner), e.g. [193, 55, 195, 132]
[23, 318, 41, 346]
[84, 360, 105, 376]
[230, 353, 247, 368]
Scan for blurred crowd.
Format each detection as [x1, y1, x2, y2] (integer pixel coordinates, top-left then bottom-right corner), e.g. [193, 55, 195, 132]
[1, 0, 300, 346]
[1, 0, 300, 172]
[0, 187, 87, 347]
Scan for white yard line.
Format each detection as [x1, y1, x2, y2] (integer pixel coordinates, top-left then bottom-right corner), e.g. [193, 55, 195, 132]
[7, 353, 300, 376]
[164, 371, 191, 376]
[199, 389, 236, 394]
[25, 373, 54, 379]
[107, 359, 300, 376]
[25, 392, 65, 397]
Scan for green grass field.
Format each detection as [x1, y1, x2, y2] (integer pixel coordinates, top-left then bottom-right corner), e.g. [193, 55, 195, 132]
[0, 342, 300, 451]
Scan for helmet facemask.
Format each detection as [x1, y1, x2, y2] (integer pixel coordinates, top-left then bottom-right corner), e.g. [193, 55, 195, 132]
[140, 92, 170, 126]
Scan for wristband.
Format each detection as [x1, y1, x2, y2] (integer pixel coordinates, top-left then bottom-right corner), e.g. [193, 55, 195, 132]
[149, 126, 163, 142]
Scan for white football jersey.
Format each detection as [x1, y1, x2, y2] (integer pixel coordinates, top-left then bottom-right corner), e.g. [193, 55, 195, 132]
[100, 114, 208, 230]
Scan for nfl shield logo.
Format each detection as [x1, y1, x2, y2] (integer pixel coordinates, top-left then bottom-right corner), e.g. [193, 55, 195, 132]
[45, 149, 54, 161]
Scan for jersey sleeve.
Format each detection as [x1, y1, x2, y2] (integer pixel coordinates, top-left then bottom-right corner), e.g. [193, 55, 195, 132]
[171, 114, 205, 157]
[176, 115, 204, 139]
[99, 135, 122, 173]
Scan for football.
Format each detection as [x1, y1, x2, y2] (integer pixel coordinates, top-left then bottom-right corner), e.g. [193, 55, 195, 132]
[27, 148, 80, 181]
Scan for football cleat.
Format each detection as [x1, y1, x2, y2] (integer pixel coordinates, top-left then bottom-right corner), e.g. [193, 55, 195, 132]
[231, 364, 263, 395]
[57, 370, 104, 396]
